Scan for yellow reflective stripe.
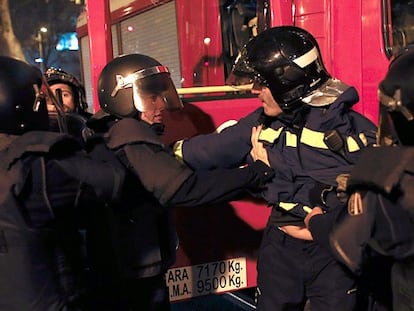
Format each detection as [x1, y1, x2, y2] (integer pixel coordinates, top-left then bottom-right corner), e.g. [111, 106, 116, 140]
[173, 140, 184, 163]
[285, 132, 297, 147]
[346, 136, 360, 152]
[303, 206, 312, 214]
[300, 128, 328, 149]
[279, 202, 297, 211]
[259, 127, 283, 143]
[359, 133, 368, 146]
[300, 127, 364, 152]
[279, 202, 312, 214]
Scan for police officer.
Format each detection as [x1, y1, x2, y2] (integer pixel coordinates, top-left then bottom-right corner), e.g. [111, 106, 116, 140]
[305, 46, 414, 311]
[0, 57, 124, 311]
[44, 67, 90, 116]
[44, 67, 93, 145]
[173, 26, 377, 310]
[85, 53, 275, 311]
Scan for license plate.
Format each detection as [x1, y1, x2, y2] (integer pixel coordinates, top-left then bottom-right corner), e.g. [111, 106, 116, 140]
[166, 257, 247, 302]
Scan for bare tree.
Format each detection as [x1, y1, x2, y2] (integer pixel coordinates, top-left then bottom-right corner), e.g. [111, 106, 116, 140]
[7, 0, 83, 76]
[0, 0, 26, 61]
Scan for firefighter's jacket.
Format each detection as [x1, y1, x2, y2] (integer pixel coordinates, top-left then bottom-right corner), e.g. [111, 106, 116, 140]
[175, 87, 377, 223]
[0, 131, 121, 311]
[85, 117, 274, 281]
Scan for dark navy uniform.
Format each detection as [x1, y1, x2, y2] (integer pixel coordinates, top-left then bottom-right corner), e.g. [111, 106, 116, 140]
[0, 131, 121, 311]
[85, 117, 274, 311]
[176, 87, 377, 310]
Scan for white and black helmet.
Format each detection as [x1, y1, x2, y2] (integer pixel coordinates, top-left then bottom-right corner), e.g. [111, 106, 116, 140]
[227, 26, 331, 111]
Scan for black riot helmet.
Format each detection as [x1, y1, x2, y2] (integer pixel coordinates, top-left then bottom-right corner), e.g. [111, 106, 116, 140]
[44, 67, 89, 114]
[227, 26, 331, 111]
[0, 56, 49, 134]
[97, 53, 183, 119]
[378, 46, 414, 146]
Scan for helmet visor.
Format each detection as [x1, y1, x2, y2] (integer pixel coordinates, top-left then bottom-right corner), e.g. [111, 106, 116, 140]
[111, 65, 182, 113]
[133, 73, 182, 112]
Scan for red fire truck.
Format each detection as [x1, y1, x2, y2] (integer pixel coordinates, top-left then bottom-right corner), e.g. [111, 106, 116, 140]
[76, 0, 413, 308]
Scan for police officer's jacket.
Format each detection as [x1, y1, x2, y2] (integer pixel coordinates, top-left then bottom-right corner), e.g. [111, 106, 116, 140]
[175, 86, 377, 226]
[85, 117, 273, 281]
[309, 146, 414, 273]
[0, 131, 121, 311]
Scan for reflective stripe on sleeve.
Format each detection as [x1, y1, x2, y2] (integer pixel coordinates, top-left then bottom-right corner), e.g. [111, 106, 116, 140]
[173, 140, 184, 163]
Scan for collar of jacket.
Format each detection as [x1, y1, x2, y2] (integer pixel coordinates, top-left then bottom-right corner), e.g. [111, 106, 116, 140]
[302, 78, 351, 108]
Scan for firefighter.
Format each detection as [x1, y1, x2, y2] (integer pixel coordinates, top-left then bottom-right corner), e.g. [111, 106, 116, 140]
[84, 53, 275, 311]
[305, 46, 414, 311]
[173, 26, 377, 311]
[0, 57, 125, 311]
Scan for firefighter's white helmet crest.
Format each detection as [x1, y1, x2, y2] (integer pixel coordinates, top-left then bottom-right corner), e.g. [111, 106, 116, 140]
[227, 26, 331, 111]
[98, 54, 183, 118]
[0, 56, 49, 134]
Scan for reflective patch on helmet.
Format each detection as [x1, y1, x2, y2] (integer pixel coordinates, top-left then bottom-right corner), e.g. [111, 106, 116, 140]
[348, 192, 363, 216]
[293, 46, 319, 68]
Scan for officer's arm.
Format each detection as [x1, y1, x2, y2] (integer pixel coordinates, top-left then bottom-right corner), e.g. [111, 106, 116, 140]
[168, 160, 274, 207]
[53, 153, 123, 201]
[123, 143, 274, 207]
[306, 207, 343, 251]
[174, 111, 260, 170]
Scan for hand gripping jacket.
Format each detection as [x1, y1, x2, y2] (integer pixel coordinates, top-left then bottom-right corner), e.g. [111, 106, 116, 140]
[0, 132, 84, 311]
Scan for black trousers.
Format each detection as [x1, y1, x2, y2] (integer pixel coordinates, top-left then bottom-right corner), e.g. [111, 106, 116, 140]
[256, 225, 357, 311]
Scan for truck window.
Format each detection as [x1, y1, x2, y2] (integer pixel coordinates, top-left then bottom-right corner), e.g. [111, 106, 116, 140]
[220, 0, 259, 77]
[385, 0, 414, 56]
[220, 0, 271, 78]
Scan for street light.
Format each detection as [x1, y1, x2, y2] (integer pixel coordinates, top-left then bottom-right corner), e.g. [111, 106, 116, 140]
[35, 27, 48, 72]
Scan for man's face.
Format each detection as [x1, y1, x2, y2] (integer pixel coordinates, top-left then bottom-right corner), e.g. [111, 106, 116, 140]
[47, 83, 76, 113]
[251, 85, 283, 117]
[139, 94, 165, 125]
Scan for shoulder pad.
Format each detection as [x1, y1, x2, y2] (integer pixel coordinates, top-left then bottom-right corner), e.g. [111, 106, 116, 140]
[105, 118, 164, 149]
[2, 131, 80, 169]
[348, 147, 414, 193]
